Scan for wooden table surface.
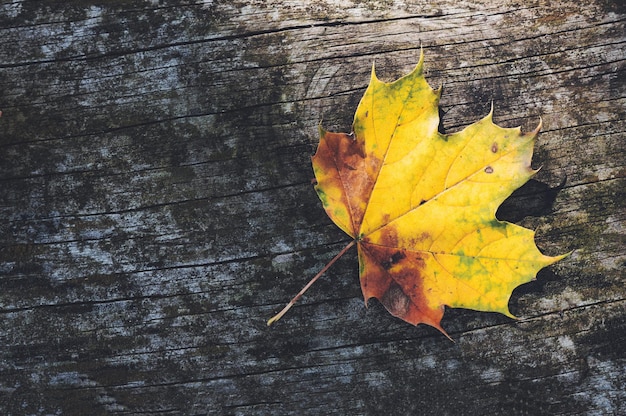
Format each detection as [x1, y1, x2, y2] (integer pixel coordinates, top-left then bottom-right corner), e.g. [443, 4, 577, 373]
[1, 1, 624, 414]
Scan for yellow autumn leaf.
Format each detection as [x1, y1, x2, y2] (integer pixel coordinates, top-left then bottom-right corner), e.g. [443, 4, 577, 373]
[269, 50, 567, 338]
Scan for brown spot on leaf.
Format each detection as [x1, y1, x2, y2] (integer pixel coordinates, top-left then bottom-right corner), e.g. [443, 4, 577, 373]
[380, 282, 410, 319]
[491, 142, 498, 153]
[391, 251, 406, 263]
[381, 251, 406, 270]
[374, 222, 398, 248]
[485, 166, 494, 174]
[408, 231, 431, 247]
[324, 132, 366, 170]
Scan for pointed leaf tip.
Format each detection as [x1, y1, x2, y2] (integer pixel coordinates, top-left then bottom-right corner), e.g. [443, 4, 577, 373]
[532, 117, 543, 136]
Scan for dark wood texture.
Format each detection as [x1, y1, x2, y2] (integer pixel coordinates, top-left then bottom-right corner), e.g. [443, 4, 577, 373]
[1, 1, 624, 414]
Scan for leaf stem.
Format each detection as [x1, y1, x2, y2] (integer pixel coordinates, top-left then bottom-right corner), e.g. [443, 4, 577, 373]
[267, 240, 356, 326]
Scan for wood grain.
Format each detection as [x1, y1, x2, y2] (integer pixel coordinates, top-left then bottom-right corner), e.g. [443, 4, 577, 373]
[0, 1, 624, 414]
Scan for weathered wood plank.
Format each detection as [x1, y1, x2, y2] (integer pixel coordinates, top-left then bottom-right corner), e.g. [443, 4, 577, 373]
[0, 0, 624, 414]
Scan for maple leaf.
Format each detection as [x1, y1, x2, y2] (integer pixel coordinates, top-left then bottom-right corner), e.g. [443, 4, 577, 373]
[269, 51, 567, 338]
